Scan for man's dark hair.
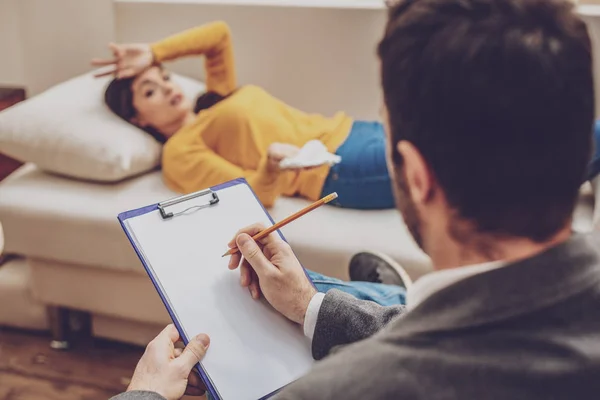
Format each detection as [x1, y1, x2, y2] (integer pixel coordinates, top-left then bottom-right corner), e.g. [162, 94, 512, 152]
[379, 0, 595, 242]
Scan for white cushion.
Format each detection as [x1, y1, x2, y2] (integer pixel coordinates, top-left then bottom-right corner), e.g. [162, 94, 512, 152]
[0, 72, 205, 182]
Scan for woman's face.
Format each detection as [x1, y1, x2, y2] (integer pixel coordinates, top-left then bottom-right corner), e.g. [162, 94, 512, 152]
[131, 66, 192, 135]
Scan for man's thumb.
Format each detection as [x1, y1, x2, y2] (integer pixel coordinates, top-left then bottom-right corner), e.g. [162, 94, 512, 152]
[176, 334, 210, 371]
[236, 233, 271, 274]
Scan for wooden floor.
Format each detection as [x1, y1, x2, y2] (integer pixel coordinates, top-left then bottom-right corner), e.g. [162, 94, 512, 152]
[0, 327, 143, 400]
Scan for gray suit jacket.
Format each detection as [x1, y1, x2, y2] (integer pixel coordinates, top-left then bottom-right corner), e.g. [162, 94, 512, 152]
[113, 233, 600, 400]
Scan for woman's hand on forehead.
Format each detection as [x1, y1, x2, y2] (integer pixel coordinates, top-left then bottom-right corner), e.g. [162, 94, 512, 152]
[91, 43, 154, 79]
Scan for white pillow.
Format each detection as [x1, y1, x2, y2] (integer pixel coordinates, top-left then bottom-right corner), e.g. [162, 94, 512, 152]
[0, 72, 205, 182]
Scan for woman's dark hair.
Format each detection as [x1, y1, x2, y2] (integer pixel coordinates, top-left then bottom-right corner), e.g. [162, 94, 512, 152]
[104, 72, 229, 144]
[104, 76, 167, 144]
[194, 91, 228, 114]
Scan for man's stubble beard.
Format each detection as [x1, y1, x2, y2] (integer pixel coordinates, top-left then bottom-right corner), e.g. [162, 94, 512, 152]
[392, 164, 424, 250]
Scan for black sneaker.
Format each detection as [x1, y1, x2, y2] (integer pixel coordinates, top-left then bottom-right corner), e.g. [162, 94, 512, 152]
[349, 251, 413, 290]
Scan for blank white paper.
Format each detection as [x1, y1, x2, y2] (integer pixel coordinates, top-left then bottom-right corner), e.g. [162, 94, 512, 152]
[124, 183, 314, 400]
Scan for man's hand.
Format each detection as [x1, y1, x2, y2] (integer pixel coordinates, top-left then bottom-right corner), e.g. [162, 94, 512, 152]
[127, 324, 210, 400]
[227, 224, 318, 325]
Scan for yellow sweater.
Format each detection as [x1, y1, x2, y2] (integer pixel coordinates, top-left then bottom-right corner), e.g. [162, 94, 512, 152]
[153, 22, 353, 207]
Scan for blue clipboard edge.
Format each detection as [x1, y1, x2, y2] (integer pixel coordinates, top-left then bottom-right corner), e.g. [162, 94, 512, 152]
[117, 177, 314, 400]
[118, 202, 223, 399]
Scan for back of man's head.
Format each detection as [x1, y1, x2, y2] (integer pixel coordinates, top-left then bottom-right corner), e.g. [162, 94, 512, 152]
[379, 0, 594, 242]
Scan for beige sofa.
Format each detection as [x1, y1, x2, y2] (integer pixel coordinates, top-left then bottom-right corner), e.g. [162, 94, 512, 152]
[0, 164, 434, 346]
[1, 163, 596, 346]
[0, 165, 596, 347]
[1, 164, 596, 347]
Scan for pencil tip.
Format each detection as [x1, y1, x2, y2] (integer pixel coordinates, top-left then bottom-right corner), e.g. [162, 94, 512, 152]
[221, 252, 229, 258]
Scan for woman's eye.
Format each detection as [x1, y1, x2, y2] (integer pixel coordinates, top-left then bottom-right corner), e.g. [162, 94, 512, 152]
[144, 90, 154, 98]
[163, 75, 171, 81]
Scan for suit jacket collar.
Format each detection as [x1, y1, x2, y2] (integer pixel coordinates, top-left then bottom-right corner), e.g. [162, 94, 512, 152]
[392, 232, 600, 336]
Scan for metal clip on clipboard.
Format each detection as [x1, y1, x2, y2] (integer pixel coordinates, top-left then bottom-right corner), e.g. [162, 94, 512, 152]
[158, 189, 220, 220]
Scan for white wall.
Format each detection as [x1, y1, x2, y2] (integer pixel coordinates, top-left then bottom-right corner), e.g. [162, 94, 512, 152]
[0, 1, 386, 118]
[115, 3, 387, 120]
[0, 0, 26, 87]
[0, 0, 115, 95]
[3, 1, 600, 119]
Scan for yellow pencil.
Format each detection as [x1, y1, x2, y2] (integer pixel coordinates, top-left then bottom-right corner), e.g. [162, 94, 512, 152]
[222, 192, 338, 257]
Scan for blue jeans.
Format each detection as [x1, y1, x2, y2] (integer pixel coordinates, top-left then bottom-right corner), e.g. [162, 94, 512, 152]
[306, 269, 406, 306]
[324, 119, 600, 206]
[321, 121, 395, 210]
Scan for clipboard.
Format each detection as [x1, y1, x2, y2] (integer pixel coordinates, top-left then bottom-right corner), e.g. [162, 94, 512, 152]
[118, 178, 314, 400]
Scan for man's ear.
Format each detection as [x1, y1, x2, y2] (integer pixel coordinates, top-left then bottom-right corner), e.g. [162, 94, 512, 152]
[397, 141, 433, 204]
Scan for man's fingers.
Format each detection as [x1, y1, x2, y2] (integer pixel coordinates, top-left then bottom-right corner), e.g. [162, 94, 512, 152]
[227, 224, 262, 269]
[186, 369, 207, 396]
[263, 240, 294, 265]
[147, 325, 178, 354]
[236, 234, 276, 277]
[174, 334, 210, 371]
[185, 385, 207, 396]
[249, 270, 261, 300]
[160, 324, 180, 344]
[228, 223, 265, 248]
[187, 369, 205, 389]
[240, 261, 251, 287]
[243, 261, 262, 299]
[228, 251, 242, 270]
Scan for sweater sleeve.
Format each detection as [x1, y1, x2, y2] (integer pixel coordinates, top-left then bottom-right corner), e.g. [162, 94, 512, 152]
[151, 21, 236, 96]
[162, 142, 294, 207]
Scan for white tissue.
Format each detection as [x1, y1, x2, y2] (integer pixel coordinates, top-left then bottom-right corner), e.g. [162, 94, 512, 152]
[279, 140, 342, 170]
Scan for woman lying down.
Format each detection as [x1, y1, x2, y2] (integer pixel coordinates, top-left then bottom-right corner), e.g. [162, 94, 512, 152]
[93, 21, 413, 322]
[92, 21, 393, 210]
